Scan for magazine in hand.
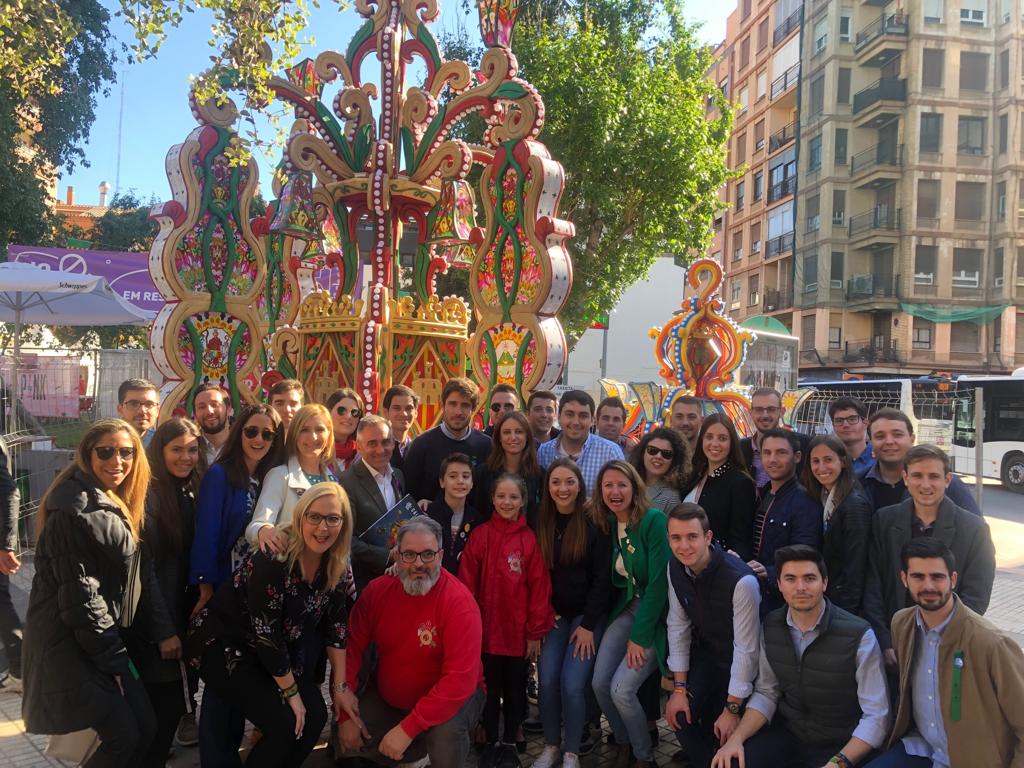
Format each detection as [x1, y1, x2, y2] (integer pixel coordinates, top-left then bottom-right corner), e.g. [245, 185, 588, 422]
[358, 494, 421, 548]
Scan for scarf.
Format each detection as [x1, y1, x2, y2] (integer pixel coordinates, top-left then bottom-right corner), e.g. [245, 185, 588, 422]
[335, 437, 358, 469]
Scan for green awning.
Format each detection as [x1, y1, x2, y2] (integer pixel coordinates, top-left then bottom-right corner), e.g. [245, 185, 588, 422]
[899, 302, 1009, 324]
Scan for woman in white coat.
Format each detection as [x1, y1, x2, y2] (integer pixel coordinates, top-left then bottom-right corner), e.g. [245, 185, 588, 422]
[246, 403, 337, 555]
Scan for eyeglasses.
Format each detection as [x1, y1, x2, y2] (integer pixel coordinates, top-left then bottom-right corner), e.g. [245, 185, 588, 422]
[122, 399, 159, 410]
[397, 549, 438, 563]
[336, 406, 363, 418]
[490, 403, 516, 413]
[751, 406, 781, 415]
[645, 445, 675, 460]
[93, 446, 136, 461]
[306, 513, 344, 528]
[832, 415, 863, 426]
[242, 426, 276, 441]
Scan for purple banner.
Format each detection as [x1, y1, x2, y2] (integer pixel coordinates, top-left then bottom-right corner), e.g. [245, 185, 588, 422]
[8, 245, 163, 313]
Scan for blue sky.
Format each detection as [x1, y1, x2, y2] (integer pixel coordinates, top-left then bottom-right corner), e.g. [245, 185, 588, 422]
[61, 1, 729, 207]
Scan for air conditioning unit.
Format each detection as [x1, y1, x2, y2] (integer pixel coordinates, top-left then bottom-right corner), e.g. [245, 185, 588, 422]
[752, 241, 762, 254]
[1016, 277, 1024, 287]
[995, 276, 1005, 287]
[830, 279, 843, 289]
[805, 282, 818, 292]
[914, 272, 934, 285]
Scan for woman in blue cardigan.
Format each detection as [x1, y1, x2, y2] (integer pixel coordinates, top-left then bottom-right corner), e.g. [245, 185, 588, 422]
[189, 402, 283, 766]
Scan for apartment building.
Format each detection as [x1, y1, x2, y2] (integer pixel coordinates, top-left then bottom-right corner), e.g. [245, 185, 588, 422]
[713, 0, 1024, 376]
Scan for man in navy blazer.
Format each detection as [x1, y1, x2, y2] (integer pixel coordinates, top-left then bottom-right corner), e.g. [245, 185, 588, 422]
[747, 429, 823, 615]
[340, 415, 406, 591]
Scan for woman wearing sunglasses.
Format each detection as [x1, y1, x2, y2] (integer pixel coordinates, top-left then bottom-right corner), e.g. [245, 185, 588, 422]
[22, 419, 156, 766]
[628, 427, 689, 515]
[247, 403, 337, 556]
[326, 388, 364, 475]
[187, 482, 359, 768]
[474, 411, 543, 527]
[189, 403, 284, 765]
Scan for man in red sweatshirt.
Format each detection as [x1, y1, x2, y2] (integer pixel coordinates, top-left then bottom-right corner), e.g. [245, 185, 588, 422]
[338, 515, 486, 767]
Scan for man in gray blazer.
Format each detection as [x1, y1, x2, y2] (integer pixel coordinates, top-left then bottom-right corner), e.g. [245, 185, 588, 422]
[341, 415, 406, 591]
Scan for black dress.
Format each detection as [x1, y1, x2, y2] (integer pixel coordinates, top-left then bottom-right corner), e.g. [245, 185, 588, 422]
[682, 465, 757, 561]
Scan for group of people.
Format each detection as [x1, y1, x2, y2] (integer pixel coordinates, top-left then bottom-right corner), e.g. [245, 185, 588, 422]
[1, 375, 1020, 768]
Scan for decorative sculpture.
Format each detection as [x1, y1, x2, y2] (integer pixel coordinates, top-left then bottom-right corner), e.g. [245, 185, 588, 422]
[149, 0, 574, 429]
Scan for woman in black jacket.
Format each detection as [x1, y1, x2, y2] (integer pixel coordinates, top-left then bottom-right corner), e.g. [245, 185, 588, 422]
[22, 419, 156, 767]
[682, 413, 756, 560]
[801, 434, 873, 614]
[475, 411, 543, 526]
[533, 458, 611, 768]
[126, 418, 207, 767]
[187, 482, 359, 768]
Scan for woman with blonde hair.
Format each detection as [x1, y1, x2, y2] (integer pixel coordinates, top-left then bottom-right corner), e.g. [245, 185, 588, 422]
[22, 419, 157, 766]
[187, 482, 359, 767]
[247, 403, 337, 554]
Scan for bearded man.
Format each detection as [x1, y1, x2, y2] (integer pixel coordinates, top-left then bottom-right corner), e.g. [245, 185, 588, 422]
[338, 516, 486, 767]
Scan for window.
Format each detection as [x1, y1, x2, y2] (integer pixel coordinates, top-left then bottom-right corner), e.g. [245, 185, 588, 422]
[953, 248, 982, 287]
[813, 17, 827, 54]
[960, 2, 986, 25]
[830, 251, 844, 288]
[832, 190, 846, 224]
[768, 199, 794, 238]
[751, 222, 762, 253]
[1000, 48, 1010, 88]
[917, 179, 940, 221]
[800, 314, 816, 350]
[924, 0, 943, 22]
[999, 113, 1009, 153]
[758, 18, 769, 50]
[994, 247, 1005, 286]
[922, 49, 944, 88]
[834, 128, 848, 164]
[915, 244, 938, 284]
[757, 70, 768, 100]
[1001, 0, 1012, 22]
[809, 75, 825, 115]
[731, 279, 742, 308]
[753, 170, 764, 200]
[960, 52, 989, 90]
[951, 322, 980, 352]
[720, 77, 730, 99]
[955, 181, 986, 220]
[837, 68, 851, 104]
[754, 120, 765, 151]
[739, 86, 750, 112]
[742, 0, 752, 19]
[803, 252, 818, 291]
[737, 132, 747, 161]
[997, 181, 1007, 220]
[736, 180, 746, 209]
[806, 194, 821, 232]
[913, 318, 934, 350]
[808, 135, 822, 171]
[957, 116, 986, 154]
[839, 15, 851, 43]
[920, 113, 943, 152]
[733, 232, 744, 261]
[748, 274, 760, 306]
[741, 37, 751, 70]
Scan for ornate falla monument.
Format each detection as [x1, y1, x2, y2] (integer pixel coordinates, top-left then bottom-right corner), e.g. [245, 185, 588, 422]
[149, 0, 574, 430]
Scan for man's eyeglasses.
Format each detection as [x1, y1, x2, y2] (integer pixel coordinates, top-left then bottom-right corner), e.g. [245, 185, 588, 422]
[832, 415, 863, 426]
[336, 406, 363, 418]
[490, 403, 516, 413]
[751, 406, 781, 415]
[644, 445, 675, 460]
[122, 399, 159, 410]
[306, 513, 344, 528]
[242, 426, 276, 441]
[93, 446, 136, 461]
[397, 549, 438, 563]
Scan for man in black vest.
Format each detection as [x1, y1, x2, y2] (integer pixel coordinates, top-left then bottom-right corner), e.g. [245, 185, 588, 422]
[665, 504, 760, 768]
[711, 545, 890, 768]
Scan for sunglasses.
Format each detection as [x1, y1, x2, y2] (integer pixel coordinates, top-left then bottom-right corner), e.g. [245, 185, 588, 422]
[490, 403, 516, 413]
[645, 445, 675, 460]
[243, 426, 277, 441]
[336, 406, 363, 418]
[93, 446, 136, 461]
[306, 513, 344, 528]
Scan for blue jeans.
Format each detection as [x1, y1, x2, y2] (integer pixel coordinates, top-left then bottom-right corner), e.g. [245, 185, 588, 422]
[538, 614, 605, 754]
[591, 600, 658, 761]
[864, 743, 931, 768]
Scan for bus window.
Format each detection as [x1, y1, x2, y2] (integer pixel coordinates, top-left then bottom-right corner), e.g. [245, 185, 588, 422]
[989, 399, 1024, 442]
[953, 398, 976, 448]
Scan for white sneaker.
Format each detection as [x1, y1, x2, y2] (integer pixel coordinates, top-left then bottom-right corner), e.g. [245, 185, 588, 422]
[532, 745, 561, 768]
[562, 753, 580, 768]
[0, 674, 22, 694]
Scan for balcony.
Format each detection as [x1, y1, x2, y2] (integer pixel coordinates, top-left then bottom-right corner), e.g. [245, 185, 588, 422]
[763, 287, 794, 313]
[852, 77, 906, 125]
[854, 11, 908, 67]
[768, 176, 796, 203]
[862, 0, 893, 7]
[773, 8, 802, 46]
[848, 207, 901, 241]
[765, 231, 795, 258]
[846, 272, 900, 302]
[843, 338, 902, 365]
[768, 121, 797, 153]
[850, 142, 902, 177]
[771, 63, 800, 101]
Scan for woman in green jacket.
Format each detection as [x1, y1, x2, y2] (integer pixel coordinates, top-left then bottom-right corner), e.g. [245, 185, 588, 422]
[590, 460, 670, 768]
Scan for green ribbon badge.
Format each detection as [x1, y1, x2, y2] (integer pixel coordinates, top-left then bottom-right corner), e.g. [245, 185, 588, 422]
[951, 649, 964, 722]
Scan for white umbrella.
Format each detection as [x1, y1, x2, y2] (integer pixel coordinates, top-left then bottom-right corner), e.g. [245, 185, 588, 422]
[0, 262, 156, 430]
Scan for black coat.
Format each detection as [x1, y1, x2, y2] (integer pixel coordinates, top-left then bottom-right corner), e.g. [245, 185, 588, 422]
[822, 484, 873, 616]
[21, 470, 161, 734]
[339, 460, 405, 591]
[682, 466, 756, 560]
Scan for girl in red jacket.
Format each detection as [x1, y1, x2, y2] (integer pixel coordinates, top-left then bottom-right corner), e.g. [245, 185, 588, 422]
[459, 473, 554, 768]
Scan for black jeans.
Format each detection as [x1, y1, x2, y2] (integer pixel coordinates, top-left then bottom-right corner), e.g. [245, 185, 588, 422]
[672, 658, 730, 768]
[0, 571, 22, 678]
[482, 653, 528, 744]
[84, 669, 157, 768]
[199, 644, 327, 768]
[141, 679, 187, 768]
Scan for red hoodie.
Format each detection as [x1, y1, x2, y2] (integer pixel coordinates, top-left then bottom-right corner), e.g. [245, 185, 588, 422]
[458, 512, 554, 656]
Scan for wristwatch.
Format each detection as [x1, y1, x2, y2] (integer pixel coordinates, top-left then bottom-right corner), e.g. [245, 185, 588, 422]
[724, 701, 743, 716]
[333, 681, 350, 694]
